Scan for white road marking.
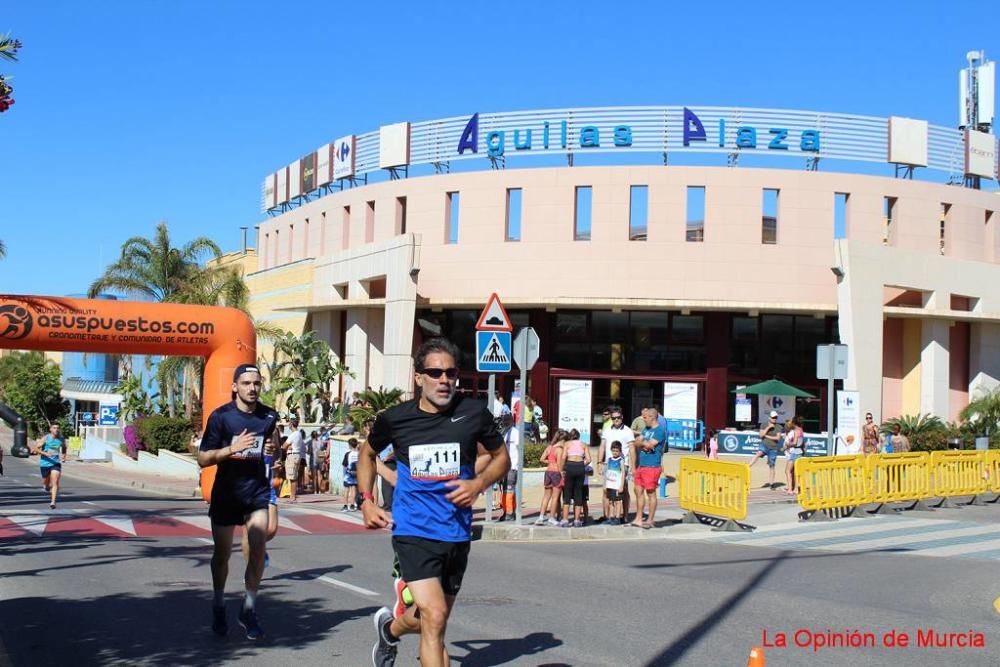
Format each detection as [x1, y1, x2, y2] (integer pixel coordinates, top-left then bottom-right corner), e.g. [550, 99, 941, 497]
[277, 516, 312, 534]
[92, 515, 137, 536]
[81, 501, 100, 506]
[193, 537, 214, 545]
[6, 515, 49, 536]
[171, 514, 213, 532]
[318, 576, 377, 596]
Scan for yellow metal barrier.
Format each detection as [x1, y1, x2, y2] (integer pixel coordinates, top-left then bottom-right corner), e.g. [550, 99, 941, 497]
[930, 450, 988, 506]
[865, 452, 932, 512]
[795, 455, 869, 518]
[985, 450, 1000, 496]
[678, 457, 750, 528]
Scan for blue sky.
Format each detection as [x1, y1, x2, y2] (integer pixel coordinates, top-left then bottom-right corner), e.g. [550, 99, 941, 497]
[0, 0, 996, 296]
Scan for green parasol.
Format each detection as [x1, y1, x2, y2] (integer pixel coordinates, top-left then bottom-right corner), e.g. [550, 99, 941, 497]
[730, 378, 815, 398]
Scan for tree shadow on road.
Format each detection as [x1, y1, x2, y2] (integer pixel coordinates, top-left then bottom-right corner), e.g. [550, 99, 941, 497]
[450, 632, 563, 666]
[268, 564, 352, 581]
[1, 589, 378, 666]
[640, 550, 793, 666]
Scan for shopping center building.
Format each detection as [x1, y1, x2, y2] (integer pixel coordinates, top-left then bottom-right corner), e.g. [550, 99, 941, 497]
[246, 105, 1000, 434]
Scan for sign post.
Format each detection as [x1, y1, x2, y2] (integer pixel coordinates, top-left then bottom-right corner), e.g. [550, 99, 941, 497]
[817, 344, 848, 455]
[512, 327, 539, 525]
[476, 294, 513, 524]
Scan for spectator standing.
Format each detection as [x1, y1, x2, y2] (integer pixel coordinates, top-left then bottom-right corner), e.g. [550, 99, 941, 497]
[630, 408, 648, 435]
[862, 412, 880, 455]
[342, 438, 360, 511]
[881, 423, 910, 453]
[604, 441, 627, 525]
[783, 418, 805, 495]
[630, 412, 667, 529]
[749, 411, 783, 490]
[283, 416, 306, 502]
[535, 430, 565, 526]
[706, 429, 719, 460]
[599, 409, 634, 522]
[558, 428, 590, 527]
[491, 392, 511, 420]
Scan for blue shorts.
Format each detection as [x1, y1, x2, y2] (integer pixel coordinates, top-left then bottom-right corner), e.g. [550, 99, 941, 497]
[269, 487, 278, 505]
[758, 446, 779, 467]
[41, 464, 61, 478]
[788, 450, 803, 462]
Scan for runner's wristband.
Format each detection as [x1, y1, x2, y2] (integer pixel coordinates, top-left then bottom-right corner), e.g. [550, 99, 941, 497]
[360, 491, 375, 504]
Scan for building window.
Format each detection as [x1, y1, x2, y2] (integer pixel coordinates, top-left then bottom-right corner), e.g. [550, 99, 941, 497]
[263, 233, 270, 266]
[506, 188, 522, 242]
[686, 186, 705, 242]
[883, 196, 897, 245]
[988, 210, 997, 262]
[446, 192, 460, 244]
[365, 200, 375, 244]
[395, 196, 407, 235]
[574, 186, 592, 241]
[940, 203, 951, 255]
[629, 185, 648, 241]
[761, 189, 779, 244]
[287, 224, 294, 259]
[342, 205, 351, 250]
[834, 193, 849, 239]
[273, 229, 280, 264]
[303, 218, 310, 256]
[320, 211, 327, 255]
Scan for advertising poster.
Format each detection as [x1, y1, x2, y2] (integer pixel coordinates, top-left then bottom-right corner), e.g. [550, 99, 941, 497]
[758, 394, 795, 424]
[301, 152, 316, 193]
[558, 379, 592, 445]
[735, 397, 752, 423]
[837, 390, 861, 454]
[662, 382, 698, 420]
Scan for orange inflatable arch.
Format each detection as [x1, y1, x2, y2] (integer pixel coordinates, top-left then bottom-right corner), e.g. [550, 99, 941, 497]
[0, 294, 256, 501]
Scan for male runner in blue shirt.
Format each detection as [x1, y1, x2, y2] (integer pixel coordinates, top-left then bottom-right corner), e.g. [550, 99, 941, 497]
[358, 338, 510, 667]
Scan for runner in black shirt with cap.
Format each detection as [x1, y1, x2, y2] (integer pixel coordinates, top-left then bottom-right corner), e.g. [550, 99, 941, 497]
[359, 338, 509, 667]
[199, 363, 279, 640]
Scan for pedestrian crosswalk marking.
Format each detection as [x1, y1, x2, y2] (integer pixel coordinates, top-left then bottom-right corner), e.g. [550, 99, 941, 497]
[279, 517, 312, 534]
[667, 516, 1000, 561]
[171, 514, 213, 532]
[92, 515, 137, 536]
[6, 514, 48, 536]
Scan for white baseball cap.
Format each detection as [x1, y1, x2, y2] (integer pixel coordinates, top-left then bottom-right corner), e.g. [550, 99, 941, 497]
[769, 410, 779, 418]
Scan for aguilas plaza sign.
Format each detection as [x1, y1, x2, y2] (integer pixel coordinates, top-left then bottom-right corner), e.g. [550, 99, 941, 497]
[457, 107, 821, 157]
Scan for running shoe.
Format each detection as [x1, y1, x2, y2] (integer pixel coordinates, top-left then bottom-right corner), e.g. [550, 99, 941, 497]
[264, 551, 270, 570]
[572, 520, 583, 528]
[391, 576, 412, 619]
[372, 606, 398, 666]
[341, 505, 349, 512]
[238, 607, 265, 640]
[211, 604, 228, 637]
[533, 516, 546, 526]
[558, 519, 570, 528]
[547, 518, 560, 527]
[49, 503, 56, 510]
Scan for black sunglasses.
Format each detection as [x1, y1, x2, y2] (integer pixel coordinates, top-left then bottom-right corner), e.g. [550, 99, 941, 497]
[420, 367, 459, 380]
[611, 415, 623, 420]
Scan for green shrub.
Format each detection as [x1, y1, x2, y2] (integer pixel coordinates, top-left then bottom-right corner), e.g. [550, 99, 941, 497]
[137, 415, 194, 454]
[524, 443, 547, 468]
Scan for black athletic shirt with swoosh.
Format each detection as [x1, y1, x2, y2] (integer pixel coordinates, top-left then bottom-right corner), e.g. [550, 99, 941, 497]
[369, 394, 503, 542]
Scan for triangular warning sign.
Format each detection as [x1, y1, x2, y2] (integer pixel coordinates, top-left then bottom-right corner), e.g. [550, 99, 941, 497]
[475, 293, 512, 331]
[479, 333, 510, 365]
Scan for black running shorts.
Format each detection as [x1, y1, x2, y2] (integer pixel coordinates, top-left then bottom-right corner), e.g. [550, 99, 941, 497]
[392, 535, 470, 596]
[209, 486, 270, 526]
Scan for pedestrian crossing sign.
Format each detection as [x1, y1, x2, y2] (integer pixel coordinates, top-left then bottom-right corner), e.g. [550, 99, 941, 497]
[476, 330, 512, 373]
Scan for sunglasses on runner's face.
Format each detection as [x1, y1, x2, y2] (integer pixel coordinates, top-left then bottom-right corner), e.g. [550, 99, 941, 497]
[612, 415, 623, 421]
[420, 367, 459, 380]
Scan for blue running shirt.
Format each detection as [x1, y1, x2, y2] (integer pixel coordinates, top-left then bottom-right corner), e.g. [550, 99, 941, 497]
[368, 395, 503, 542]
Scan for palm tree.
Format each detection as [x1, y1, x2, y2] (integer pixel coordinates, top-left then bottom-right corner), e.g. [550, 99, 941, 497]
[88, 221, 222, 301]
[960, 388, 1000, 438]
[0, 34, 20, 62]
[0, 239, 5, 259]
[270, 331, 352, 422]
[89, 222, 223, 416]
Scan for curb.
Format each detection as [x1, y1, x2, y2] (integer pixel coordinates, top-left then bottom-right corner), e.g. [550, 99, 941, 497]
[64, 466, 200, 499]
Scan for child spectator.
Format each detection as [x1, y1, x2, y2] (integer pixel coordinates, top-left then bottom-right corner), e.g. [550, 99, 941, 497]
[707, 429, 719, 460]
[342, 438, 360, 511]
[534, 429, 566, 526]
[604, 441, 626, 524]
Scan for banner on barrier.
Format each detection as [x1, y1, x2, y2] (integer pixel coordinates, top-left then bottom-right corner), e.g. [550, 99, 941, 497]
[718, 430, 828, 457]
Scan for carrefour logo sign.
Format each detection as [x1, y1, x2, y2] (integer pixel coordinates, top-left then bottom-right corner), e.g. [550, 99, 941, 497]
[457, 107, 821, 158]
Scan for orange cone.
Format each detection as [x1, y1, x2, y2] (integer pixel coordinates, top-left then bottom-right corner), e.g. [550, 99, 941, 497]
[747, 646, 765, 667]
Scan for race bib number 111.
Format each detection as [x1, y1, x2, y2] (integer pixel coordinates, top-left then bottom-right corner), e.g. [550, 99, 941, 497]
[410, 442, 460, 480]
